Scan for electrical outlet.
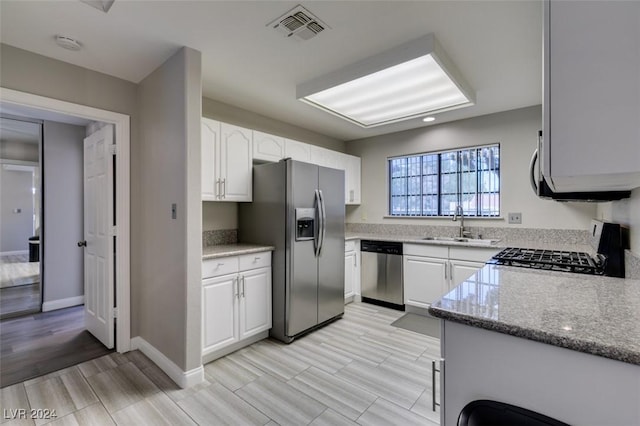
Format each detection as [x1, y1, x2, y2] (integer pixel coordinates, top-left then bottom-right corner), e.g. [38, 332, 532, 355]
[508, 212, 522, 224]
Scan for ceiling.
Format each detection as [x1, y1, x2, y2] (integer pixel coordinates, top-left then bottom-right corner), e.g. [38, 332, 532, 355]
[0, 1, 543, 141]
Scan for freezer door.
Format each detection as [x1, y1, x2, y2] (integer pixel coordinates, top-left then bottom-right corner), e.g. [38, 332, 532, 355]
[317, 166, 345, 324]
[286, 160, 319, 336]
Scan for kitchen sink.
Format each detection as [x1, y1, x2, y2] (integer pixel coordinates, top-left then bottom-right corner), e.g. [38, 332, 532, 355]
[421, 236, 500, 246]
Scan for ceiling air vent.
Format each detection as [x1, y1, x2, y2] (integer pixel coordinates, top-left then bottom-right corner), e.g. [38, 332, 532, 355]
[268, 5, 329, 41]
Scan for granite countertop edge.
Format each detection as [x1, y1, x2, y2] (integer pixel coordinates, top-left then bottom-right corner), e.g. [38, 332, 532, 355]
[345, 232, 591, 252]
[202, 244, 275, 259]
[428, 306, 640, 366]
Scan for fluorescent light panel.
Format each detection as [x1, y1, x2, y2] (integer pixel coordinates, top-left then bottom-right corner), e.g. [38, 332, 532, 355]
[297, 34, 474, 128]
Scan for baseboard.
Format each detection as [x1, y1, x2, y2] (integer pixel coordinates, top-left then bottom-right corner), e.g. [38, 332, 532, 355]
[42, 296, 84, 312]
[202, 331, 268, 365]
[0, 250, 29, 256]
[130, 336, 204, 389]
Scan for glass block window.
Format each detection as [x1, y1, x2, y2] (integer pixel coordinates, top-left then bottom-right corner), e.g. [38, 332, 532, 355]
[389, 144, 500, 217]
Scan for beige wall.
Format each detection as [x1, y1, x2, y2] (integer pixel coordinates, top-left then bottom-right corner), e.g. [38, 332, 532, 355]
[136, 47, 202, 371]
[201, 97, 345, 231]
[203, 202, 237, 231]
[345, 106, 597, 230]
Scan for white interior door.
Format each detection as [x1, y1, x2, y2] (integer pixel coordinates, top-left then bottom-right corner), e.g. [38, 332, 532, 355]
[83, 125, 114, 348]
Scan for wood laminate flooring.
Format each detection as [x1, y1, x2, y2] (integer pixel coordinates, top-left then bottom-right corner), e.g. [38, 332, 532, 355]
[1, 303, 441, 425]
[1, 306, 113, 387]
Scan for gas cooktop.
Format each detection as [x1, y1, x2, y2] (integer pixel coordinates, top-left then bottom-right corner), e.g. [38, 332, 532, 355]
[488, 247, 603, 275]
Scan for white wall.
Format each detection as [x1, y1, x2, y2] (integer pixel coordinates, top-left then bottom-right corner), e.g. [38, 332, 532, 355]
[598, 189, 640, 254]
[42, 120, 84, 304]
[0, 166, 34, 252]
[136, 47, 202, 372]
[345, 106, 597, 230]
[0, 140, 38, 162]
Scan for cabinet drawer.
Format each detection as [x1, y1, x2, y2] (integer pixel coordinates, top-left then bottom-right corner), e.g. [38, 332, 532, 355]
[239, 251, 271, 271]
[202, 256, 239, 279]
[404, 243, 448, 258]
[345, 240, 356, 252]
[449, 247, 500, 263]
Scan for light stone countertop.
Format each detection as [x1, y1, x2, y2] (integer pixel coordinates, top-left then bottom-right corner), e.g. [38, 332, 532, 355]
[202, 244, 274, 260]
[428, 264, 640, 365]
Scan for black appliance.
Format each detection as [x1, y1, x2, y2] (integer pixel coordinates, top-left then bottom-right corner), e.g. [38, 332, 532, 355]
[530, 131, 631, 202]
[489, 220, 628, 278]
[458, 400, 569, 426]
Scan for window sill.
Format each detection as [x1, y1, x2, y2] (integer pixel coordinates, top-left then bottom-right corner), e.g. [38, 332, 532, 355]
[383, 215, 505, 221]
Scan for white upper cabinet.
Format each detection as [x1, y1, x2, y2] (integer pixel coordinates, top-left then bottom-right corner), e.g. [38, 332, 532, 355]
[201, 118, 219, 200]
[543, 0, 640, 191]
[220, 123, 252, 201]
[253, 131, 285, 162]
[201, 118, 253, 202]
[202, 119, 360, 204]
[284, 139, 311, 162]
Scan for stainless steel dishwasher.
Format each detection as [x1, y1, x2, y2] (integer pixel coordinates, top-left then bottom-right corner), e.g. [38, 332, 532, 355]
[360, 240, 404, 310]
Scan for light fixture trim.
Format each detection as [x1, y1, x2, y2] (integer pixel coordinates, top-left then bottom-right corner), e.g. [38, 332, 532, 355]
[297, 34, 474, 128]
[423, 116, 436, 122]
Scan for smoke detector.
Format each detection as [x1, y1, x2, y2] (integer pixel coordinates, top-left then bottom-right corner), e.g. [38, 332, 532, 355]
[267, 5, 329, 41]
[55, 36, 82, 51]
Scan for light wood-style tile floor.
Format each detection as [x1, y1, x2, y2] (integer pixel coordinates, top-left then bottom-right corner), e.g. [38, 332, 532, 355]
[0, 303, 441, 425]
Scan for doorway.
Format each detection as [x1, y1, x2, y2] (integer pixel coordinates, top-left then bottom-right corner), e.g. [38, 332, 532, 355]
[0, 88, 131, 356]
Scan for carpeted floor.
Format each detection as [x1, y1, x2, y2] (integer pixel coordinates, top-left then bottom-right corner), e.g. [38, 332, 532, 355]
[391, 312, 441, 339]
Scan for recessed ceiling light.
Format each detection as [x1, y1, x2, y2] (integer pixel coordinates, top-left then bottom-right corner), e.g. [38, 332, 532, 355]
[297, 34, 474, 128]
[423, 117, 436, 122]
[55, 35, 82, 51]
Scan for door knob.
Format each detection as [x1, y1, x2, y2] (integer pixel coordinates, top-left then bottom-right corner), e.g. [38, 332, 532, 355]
[77, 240, 87, 247]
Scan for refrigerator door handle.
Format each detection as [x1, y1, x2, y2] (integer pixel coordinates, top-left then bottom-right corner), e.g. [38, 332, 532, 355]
[318, 189, 326, 256]
[314, 189, 322, 257]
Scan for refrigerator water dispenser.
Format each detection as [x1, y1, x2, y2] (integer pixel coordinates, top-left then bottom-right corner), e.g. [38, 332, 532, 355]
[295, 208, 315, 241]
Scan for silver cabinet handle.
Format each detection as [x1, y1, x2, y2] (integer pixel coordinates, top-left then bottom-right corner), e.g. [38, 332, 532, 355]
[353, 254, 357, 267]
[216, 179, 221, 199]
[240, 275, 245, 298]
[432, 359, 443, 411]
[222, 178, 226, 199]
[444, 262, 447, 281]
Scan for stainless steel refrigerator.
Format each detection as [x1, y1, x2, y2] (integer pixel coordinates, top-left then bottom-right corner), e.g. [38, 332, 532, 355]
[239, 159, 345, 343]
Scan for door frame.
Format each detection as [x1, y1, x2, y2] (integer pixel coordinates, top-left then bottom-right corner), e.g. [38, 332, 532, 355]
[0, 87, 131, 352]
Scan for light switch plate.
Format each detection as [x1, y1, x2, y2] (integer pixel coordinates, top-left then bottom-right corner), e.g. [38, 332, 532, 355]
[508, 212, 522, 224]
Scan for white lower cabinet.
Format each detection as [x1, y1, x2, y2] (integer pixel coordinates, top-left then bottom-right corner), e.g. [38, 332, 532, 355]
[404, 255, 448, 309]
[202, 251, 271, 360]
[344, 240, 360, 301]
[403, 244, 499, 308]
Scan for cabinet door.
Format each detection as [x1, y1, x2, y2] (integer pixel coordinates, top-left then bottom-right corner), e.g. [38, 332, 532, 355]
[345, 155, 361, 205]
[403, 255, 448, 308]
[449, 260, 485, 289]
[239, 267, 272, 339]
[284, 139, 311, 162]
[220, 123, 253, 201]
[253, 131, 284, 162]
[201, 118, 220, 200]
[202, 274, 239, 354]
[545, 1, 640, 191]
[344, 251, 356, 298]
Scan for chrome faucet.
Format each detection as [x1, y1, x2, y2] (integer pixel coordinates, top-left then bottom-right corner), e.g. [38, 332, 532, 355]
[452, 205, 470, 238]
